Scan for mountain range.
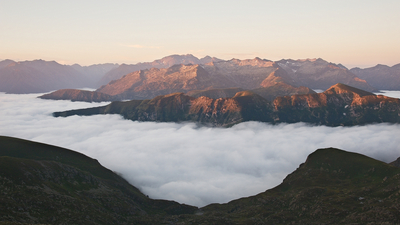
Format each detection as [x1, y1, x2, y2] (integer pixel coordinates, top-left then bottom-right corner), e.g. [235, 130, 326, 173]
[1, 136, 399, 224]
[2, 54, 399, 96]
[53, 83, 400, 127]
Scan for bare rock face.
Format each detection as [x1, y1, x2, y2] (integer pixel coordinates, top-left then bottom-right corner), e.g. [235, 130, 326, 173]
[99, 54, 222, 85]
[97, 64, 217, 99]
[96, 58, 291, 100]
[390, 157, 400, 168]
[350, 64, 400, 90]
[277, 58, 377, 92]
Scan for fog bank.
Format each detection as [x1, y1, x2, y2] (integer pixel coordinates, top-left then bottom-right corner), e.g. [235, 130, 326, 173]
[1, 92, 400, 207]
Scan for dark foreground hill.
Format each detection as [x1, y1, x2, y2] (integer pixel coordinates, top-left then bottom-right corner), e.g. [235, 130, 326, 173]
[197, 148, 400, 224]
[53, 83, 400, 127]
[0, 136, 197, 225]
[1, 136, 400, 224]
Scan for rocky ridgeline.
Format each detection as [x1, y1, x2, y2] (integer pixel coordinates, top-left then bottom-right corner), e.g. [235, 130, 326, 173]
[40, 57, 376, 102]
[53, 83, 400, 127]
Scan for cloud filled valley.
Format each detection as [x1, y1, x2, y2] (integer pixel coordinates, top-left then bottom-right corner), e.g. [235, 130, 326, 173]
[1, 92, 400, 207]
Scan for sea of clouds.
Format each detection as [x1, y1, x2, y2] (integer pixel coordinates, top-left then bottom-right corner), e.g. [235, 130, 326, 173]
[1, 91, 400, 207]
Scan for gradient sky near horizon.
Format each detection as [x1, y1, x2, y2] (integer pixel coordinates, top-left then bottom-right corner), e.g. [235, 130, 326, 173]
[1, 0, 399, 68]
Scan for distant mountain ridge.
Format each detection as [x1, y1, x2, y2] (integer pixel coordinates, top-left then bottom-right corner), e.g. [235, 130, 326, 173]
[0, 59, 118, 94]
[2, 55, 398, 95]
[53, 83, 400, 127]
[350, 63, 400, 90]
[42, 57, 376, 102]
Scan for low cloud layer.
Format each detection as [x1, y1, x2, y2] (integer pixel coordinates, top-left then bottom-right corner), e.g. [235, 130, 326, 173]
[1, 92, 400, 207]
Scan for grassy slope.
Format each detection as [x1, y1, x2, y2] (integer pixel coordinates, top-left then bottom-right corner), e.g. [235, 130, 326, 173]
[197, 148, 400, 224]
[0, 136, 197, 225]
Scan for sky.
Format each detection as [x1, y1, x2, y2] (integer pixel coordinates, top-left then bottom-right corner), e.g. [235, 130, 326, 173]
[1, 91, 400, 207]
[1, 0, 399, 68]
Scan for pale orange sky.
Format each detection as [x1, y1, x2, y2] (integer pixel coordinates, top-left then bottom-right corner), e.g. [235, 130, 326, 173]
[1, 0, 399, 68]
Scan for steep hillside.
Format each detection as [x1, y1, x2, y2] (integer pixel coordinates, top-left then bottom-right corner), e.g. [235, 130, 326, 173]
[0, 136, 197, 224]
[350, 64, 400, 90]
[196, 148, 400, 224]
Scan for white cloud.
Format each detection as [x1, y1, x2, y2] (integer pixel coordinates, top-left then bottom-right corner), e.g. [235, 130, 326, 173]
[1, 92, 400, 207]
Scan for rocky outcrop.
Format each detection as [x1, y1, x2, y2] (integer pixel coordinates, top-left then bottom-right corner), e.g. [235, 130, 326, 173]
[390, 157, 400, 168]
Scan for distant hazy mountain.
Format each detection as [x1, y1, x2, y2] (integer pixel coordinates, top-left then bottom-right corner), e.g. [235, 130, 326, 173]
[53, 83, 400, 127]
[71, 63, 119, 88]
[99, 54, 223, 85]
[277, 58, 377, 92]
[0, 60, 88, 94]
[0, 60, 118, 94]
[350, 64, 400, 90]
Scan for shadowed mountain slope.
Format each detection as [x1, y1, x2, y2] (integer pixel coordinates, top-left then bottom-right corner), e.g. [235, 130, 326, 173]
[197, 148, 400, 224]
[2, 138, 400, 224]
[0, 136, 197, 224]
[53, 83, 400, 127]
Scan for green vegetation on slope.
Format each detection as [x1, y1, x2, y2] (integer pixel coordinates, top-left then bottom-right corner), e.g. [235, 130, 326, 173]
[1, 136, 400, 224]
[0, 136, 197, 225]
